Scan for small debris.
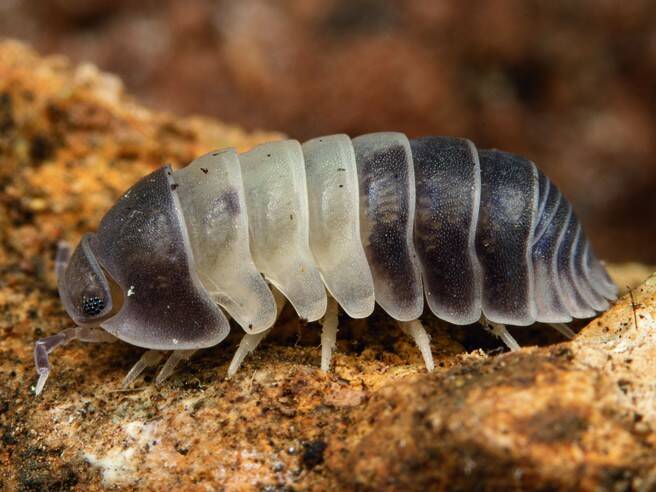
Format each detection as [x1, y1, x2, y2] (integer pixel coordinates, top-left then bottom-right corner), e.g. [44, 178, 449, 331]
[301, 440, 327, 469]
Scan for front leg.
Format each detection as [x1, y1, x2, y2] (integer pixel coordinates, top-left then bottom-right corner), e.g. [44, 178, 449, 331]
[34, 326, 117, 395]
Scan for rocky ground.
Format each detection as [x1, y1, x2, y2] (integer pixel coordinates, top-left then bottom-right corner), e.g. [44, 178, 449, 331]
[1, 41, 656, 491]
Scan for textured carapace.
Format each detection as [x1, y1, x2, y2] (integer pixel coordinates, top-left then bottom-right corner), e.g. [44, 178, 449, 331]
[37, 132, 617, 394]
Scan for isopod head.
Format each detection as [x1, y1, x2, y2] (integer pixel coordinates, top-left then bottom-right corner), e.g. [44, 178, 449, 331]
[56, 166, 231, 350]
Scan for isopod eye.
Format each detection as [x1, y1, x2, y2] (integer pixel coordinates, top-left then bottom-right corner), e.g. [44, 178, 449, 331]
[58, 234, 115, 326]
[81, 296, 105, 317]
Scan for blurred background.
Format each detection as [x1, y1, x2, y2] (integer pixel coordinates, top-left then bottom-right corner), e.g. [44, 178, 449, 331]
[1, 0, 655, 263]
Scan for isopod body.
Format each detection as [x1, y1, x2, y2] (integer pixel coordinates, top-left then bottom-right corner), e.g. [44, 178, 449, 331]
[35, 132, 617, 393]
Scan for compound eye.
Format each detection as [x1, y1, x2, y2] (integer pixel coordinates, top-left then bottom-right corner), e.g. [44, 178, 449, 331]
[58, 234, 114, 325]
[81, 296, 106, 317]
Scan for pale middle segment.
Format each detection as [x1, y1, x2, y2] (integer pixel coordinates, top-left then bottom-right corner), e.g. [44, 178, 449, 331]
[172, 150, 277, 334]
[302, 134, 375, 319]
[239, 140, 327, 322]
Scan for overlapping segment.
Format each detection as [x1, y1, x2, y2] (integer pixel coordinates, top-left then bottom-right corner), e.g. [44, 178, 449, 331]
[584, 244, 617, 300]
[352, 132, 424, 321]
[410, 136, 482, 325]
[474, 150, 539, 325]
[554, 205, 597, 319]
[530, 170, 614, 321]
[172, 133, 617, 330]
[239, 140, 327, 322]
[302, 134, 375, 319]
[173, 150, 277, 333]
[571, 223, 610, 311]
[530, 172, 573, 322]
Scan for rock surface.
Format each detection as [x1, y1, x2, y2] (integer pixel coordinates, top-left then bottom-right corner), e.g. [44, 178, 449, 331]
[1, 41, 655, 491]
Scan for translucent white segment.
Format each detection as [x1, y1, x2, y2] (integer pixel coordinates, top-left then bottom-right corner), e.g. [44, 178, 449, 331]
[239, 140, 327, 322]
[302, 134, 375, 319]
[173, 150, 277, 333]
[352, 132, 424, 321]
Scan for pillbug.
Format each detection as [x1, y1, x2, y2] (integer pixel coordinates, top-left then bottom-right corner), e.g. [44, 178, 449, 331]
[34, 133, 617, 394]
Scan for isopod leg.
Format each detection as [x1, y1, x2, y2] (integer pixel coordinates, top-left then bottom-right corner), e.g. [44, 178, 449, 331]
[320, 297, 339, 372]
[227, 330, 270, 377]
[398, 320, 435, 372]
[549, 323, 576, 340]
[122, 350, 165, 388]
[34, 326, 117, 395]
[156, 349, 197, 385]
[226, 286, 286, 378]
[481, 317, 520, 351]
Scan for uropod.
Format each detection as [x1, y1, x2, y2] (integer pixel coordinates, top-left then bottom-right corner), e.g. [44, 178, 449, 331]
[34, 133, 617, 394]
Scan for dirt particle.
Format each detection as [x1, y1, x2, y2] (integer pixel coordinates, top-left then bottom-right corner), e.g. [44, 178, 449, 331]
[618, 379, 632, 394]
[301, 440, 327, 469]
[30, 134, 55, 163]
[175, 442, 189, 455]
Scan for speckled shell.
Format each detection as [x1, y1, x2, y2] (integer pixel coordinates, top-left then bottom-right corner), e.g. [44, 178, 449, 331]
[58, 133, 617, 349]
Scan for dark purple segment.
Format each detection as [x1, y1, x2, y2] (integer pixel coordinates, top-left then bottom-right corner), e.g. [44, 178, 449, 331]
[556, 208, 596, 318]
[532, 170, 560, 244]
[475, 149, 538, 325]
[90, 166, 230, 350]
[352, 133, 423, 320]
[410, 136, 482, 325]
[535, 169, 551, 223]
[530, 180, 571, 321]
